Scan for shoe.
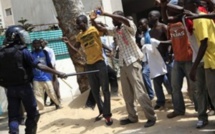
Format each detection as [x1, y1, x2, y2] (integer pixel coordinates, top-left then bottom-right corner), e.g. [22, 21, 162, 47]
[95, 113, 103, 122]
[120, 118, 137, 125]
[154, 105, 161, 110]
[55, 105, 62, 110]
[196, 120, 208, 129]
[144, 120, 156, 128]
[105, 117, 113, 126]
[167, 111, 184, 119]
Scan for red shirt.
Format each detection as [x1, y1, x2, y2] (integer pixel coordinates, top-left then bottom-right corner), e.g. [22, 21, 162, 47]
[168, 22, 192, 61]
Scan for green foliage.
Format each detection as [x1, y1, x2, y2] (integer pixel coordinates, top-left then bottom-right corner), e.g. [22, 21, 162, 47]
[18, 17, 35, 32]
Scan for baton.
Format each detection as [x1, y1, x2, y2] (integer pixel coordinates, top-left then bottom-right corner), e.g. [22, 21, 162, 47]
[66, 70, 100, 77]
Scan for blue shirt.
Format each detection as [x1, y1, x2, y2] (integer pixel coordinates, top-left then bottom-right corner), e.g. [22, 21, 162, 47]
[32, 50, 52, 81]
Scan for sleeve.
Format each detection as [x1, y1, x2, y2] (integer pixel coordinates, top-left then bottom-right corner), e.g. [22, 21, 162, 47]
[50, 49, 56, 67]
[124, 20, 137, 35]
[140, 37, 145, 47]
[194, 19, 209, 41]
[22, 49, 39, 68]
[43, 50, 52, 68]
[151, 38, 161, 48]
[106, 27, 115, 36]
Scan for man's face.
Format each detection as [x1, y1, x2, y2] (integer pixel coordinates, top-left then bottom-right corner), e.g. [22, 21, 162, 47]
[148, 13, 158, 26]
[33, 43, 41, 51]
[112, 18, 121, 27]
[138, 20, 148, 32]
[76, 18, 86, 31]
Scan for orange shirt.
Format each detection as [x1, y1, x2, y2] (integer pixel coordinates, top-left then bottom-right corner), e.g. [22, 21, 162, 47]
[168, 22, 192, 61]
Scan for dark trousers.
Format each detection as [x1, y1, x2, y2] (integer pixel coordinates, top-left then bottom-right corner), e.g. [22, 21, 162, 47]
[6, 83, 39, 134]
[86, 60, 112, 118]
[153, 75, 166, 106]
[107, 65, 118, 94]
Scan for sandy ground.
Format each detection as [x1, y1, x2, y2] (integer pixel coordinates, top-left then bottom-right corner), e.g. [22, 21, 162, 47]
[1, 80, 215, 134]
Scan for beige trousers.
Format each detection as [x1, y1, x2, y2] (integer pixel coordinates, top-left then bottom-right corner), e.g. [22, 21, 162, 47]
[120, 61, 156, 122]
[33, 81, 60, 110]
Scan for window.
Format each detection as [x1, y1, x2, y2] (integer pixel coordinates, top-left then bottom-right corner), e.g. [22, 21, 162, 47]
[5, 8, 12, 16]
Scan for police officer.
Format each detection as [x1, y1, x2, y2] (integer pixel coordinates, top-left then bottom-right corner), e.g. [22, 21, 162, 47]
[0, 25, 67, 134]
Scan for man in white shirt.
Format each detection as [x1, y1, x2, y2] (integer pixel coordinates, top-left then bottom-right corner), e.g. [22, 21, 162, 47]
[141, 37, 168, 110]
[40, 39, 61, 105]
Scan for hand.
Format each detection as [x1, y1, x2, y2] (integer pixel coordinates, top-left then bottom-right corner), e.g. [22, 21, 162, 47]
[184, 9, 197, 17]
[57, 72, 67, 79]
[189, 68, 197, 82]
[62, 37, 69, 44]
[89, 10, 97, 20]
[96, 7, 105, 15]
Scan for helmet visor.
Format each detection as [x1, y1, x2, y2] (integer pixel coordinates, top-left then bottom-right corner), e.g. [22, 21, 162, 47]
[19, 30, 31, 44]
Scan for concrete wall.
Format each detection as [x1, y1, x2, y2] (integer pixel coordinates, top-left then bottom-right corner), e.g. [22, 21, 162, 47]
[11, 0, 57, 27]
[0, 58, 80, 114]
[0, 0, 14, 27]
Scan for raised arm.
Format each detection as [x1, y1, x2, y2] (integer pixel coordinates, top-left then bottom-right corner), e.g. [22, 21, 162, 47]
[89, 12, 108, 33]
[186, 13, 215, 20]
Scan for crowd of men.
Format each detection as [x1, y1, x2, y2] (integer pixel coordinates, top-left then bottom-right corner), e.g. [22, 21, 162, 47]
[1, 0, 215, 133]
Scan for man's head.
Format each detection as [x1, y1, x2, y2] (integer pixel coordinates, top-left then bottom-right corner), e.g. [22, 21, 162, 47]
[32, 39, 42, 51]
[5, 25, 31, 45]
[138, 18, 149, 32]
[40, 38, 48, 48]
[183, 0, 201, 12]
[148, 10, 160, 26]
[76, 15, 88, 31]
[112, 11, 124, 27]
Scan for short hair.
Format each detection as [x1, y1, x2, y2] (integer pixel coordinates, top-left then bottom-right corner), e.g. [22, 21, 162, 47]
[149, 10, 161, 18]
[113, 11, 124, 16]
[77, 15, 88, 24]
[140, 18, 148, 24]
[32, 39, 41, 44]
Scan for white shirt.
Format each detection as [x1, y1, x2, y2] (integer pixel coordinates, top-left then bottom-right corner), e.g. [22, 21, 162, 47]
[141, 38, 167, 79]
[44, 46, 56, 67]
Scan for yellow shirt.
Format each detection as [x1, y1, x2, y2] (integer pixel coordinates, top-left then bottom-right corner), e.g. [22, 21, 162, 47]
[76, 26, 103, 64]
[193, 17, 215, 69]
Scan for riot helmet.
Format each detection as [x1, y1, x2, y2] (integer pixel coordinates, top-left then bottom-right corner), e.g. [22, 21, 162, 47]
[5, 25, 31, 45]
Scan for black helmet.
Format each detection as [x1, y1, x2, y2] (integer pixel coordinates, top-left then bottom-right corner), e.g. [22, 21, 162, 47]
[5, 25, 31, 45]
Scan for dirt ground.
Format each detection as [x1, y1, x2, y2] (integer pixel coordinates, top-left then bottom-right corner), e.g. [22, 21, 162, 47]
[1, 80, 215, 134]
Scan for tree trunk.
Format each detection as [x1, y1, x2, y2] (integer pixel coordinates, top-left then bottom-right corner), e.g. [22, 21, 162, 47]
[52, 0, 89, 93]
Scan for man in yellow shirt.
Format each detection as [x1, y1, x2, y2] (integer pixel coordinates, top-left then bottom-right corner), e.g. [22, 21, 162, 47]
[74, 15, 112, 126]
[184, 0, 215, 128]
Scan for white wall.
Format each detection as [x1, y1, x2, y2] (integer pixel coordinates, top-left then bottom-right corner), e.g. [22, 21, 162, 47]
[11, 0, 57, 28]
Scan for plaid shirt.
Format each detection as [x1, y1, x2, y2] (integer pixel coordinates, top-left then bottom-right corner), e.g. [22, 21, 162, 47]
[107, 20, 143, 66]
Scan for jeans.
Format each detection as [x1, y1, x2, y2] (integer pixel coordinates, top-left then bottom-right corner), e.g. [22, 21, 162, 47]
[6, 83, 39, 134]
[195, 63, 208, 121]
[153, 75, 165, 106]
[86, 60, 112, 118]
[163, 61, 173, 94]
[142, 62, 154, 100]
[171, 61, 195, 114]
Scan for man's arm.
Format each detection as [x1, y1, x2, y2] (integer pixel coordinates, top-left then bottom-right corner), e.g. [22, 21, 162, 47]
[62, 37, 81, 55]
[190, 38, 208, 81]
[186, 13, 215, 20]
[89, 12, 108, 33]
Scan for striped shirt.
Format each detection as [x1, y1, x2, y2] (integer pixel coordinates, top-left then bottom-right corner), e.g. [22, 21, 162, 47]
[107, 20, 143, 66]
